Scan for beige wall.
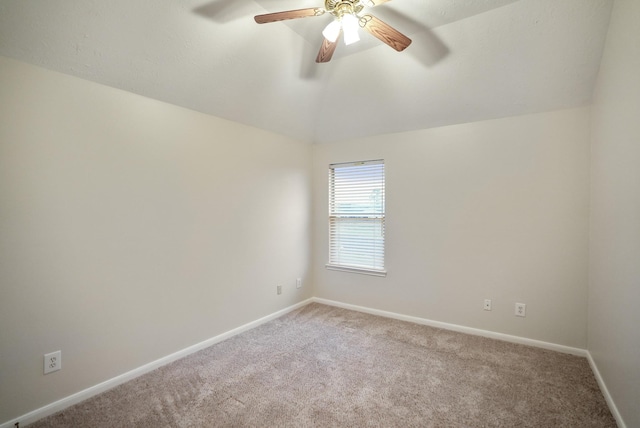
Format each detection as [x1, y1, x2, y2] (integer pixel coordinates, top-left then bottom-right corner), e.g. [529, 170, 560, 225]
[4, 12, 639, 420]
[589, 0, 640, 426]
[313, 108, 591, 348]
[0, 56, 312, 422]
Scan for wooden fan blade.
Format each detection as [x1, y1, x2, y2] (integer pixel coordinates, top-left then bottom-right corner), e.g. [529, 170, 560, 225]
[360, 14, 412, 51]
[254, 8, 324, 24]
[316, 37, 339, 63]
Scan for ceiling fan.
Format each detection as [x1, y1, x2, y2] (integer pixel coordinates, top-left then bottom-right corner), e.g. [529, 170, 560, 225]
[254, 0, 412, 63]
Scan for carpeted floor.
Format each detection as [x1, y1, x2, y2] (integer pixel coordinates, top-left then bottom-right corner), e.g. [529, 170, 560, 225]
[31, 303, 616, 427]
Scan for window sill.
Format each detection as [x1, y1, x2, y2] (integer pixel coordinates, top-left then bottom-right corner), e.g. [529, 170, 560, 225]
[325, 264, 387, 277]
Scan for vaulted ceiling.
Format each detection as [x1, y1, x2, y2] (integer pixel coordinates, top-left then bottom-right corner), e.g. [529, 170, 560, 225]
[0, 0, 613, 143]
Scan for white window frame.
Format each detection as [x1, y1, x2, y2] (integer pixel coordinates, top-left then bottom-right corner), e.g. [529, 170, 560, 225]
[326, 160, 386, 277]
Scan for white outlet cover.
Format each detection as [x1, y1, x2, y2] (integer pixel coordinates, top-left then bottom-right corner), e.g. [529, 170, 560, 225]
[515, 303, 526, 317]
[44, 350, 61, 374]
[484, 299, 492, 311]
[296, 278, 302, 289]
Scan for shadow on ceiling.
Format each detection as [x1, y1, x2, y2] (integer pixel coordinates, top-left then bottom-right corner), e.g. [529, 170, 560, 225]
[194, 0, 259, 23]
[193, 0, 523, 78]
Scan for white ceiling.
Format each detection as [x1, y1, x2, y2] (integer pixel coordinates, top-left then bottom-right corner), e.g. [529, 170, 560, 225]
[0, 0, 613, 143]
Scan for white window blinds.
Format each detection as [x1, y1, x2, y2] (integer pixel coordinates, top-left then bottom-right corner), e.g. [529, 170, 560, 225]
[328, 160, 385, 275]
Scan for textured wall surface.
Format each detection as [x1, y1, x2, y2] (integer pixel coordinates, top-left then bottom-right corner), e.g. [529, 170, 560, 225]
[0, 56, 312, 423]
[313, 108, 591, 348]
[589, 0, 640, 426]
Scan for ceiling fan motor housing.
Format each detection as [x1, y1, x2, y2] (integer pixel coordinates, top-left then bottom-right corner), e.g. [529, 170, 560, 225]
[325, 0, 365, 18]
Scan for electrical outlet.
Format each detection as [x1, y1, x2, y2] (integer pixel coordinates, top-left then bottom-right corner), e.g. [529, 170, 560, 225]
[515, 303, 526, 317]
[277, 285, 282, 295]
[44, 351, 61, 374]
[484, 299, 492, 311]
[296, 278, 302, 289]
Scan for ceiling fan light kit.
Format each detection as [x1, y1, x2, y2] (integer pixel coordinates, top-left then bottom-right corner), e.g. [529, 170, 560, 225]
[254, 0, 411, 63]
[322, 19, 342, 42]
[341, 14, 361, 45]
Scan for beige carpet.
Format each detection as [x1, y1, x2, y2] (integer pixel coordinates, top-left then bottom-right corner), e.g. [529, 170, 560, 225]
[31, 303, 616, 427]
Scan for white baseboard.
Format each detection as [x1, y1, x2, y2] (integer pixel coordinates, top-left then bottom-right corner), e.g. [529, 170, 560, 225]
[312, 297, 587, 357]
[314, 297, 628, 425]
[313, 299, 624, 426]
[311, 299, 631, 424]
[586, 352, 627, 428]
[5, 297, 624, 428]
[1, 299, 313, 428]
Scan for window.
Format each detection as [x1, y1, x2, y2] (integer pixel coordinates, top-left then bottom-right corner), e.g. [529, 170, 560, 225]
[327, 160, 386, 276]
